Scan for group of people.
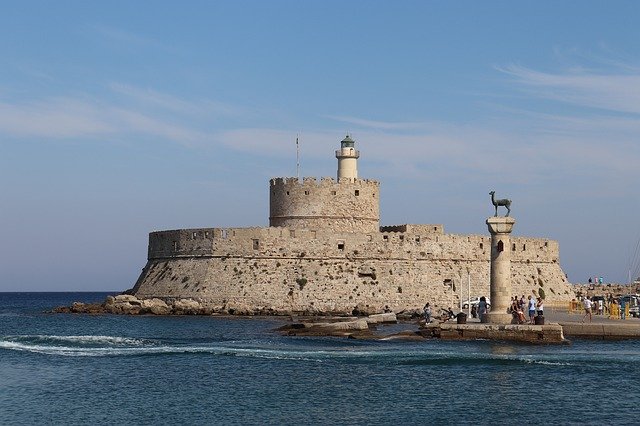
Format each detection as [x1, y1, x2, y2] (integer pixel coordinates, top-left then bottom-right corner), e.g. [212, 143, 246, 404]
[509, 294, 543, 324]
[581, 295, 631, 322]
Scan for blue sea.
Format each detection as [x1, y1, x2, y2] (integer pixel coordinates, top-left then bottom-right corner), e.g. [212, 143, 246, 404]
[1, 292, 640, 425]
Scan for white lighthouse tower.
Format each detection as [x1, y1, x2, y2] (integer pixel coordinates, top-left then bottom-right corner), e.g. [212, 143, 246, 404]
[335, 135, 360, 180]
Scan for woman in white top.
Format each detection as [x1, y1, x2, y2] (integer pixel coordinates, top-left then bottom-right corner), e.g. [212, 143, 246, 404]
[582, 297, 593, 323]
[536, 297, 544, 317]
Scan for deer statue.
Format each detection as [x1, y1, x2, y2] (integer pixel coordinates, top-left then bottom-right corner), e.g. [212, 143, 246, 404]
[489, 191, 511, 217]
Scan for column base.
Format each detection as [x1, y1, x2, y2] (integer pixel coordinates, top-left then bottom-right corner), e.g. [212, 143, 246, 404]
[486, 312, 513, 325]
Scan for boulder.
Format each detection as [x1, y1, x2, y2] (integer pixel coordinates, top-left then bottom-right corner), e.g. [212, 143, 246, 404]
[172, 299, 202, 315]
[114, 294, 141, 305]
[140, 298, 171, 315]
[305, 319, 369, 331]
[366, 313, 397, 324]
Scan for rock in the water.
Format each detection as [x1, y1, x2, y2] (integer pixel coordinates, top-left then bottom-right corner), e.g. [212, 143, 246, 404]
[141, 298, 171, 315]
[365, 313, 397, 324]
[172, 299, 202, 315]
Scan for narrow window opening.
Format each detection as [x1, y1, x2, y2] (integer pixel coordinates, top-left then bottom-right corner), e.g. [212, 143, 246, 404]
[173, 241, 178, 250]
[544, 241, 549, 247]
[497, 240, 504, 252]
[205, 231, 209, 238]
[355, 190, 360, 196]
[512, 243, 516, 251]
[337, 241, 345, 250]
[290, 230, 295, 238]
[331, 191, 336, 195]
[252, 239, 259, 250]
[311, 230, 317, 239]
[415, 236, 421, 243]
[479, 242, 483, 250]
[523, 244, 526, 251]
[304, 190, 309, 195]
[192, 232, 197, 239]
[399, 235, 405, 241]
[286, 191, 290, 195]
[222, 230, 228, 239]
[383, 235, 389, 241]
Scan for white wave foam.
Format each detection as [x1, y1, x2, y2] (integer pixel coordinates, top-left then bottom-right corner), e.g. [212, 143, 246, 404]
[4, 335, 146, 346]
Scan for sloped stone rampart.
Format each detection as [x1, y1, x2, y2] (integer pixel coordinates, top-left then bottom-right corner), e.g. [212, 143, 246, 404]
[132, 225, 574, 315]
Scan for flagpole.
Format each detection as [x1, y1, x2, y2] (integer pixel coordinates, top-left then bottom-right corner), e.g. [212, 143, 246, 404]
[296, 134, 300, 180]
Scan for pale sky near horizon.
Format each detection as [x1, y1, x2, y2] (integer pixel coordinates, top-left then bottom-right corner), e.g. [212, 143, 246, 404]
[2, 1, 640, 291]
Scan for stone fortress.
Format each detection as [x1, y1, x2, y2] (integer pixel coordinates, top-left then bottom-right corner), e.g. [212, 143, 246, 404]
[131, 136, 575, 315]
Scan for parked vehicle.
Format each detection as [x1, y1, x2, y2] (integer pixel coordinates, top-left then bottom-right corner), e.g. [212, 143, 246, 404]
[620, 295, 640, 318]
[462, 297, 491, 309]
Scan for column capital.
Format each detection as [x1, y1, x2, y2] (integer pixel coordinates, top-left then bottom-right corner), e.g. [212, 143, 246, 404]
[486, 216, 516, 235]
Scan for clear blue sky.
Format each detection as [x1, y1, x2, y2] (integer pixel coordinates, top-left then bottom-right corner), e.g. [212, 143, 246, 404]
[2, 1, 640, 291]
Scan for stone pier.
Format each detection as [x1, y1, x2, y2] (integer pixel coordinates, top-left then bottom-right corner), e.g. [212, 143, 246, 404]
[486, 216, 516, 324]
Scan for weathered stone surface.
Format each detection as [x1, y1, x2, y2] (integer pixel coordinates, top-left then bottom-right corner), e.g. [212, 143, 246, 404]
[171, 299, 202, 315]
[140, 298, 171, 315]
[560, 323, 640, 340]
[131, 227, 575, 317]
[307, 319, 369, 331]
[427, 323, 565, 343]
[114, 294, 140, 304]
[365, 313, 397, 324]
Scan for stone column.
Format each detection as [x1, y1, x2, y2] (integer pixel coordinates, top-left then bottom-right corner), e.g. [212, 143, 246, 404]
[486, 216, 516, 324]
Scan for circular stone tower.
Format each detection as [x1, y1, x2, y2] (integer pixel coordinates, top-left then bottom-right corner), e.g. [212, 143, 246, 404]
[269, 135, 379, 233]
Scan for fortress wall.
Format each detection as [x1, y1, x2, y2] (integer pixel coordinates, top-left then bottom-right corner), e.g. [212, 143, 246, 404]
[269, 177, 380, 233]
[133, 253, 572, 314]
[148, 228, 561, 264]
[136, 227, 573, 313]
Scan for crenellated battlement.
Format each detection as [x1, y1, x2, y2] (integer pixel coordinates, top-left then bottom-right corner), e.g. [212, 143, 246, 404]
[270, 177, 380, 187]
[148, 226, 560, 265]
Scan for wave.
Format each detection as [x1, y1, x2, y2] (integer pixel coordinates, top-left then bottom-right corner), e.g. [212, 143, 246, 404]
[1, 335, 637, 366]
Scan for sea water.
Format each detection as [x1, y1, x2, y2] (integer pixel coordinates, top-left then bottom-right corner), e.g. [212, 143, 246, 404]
[1, 292, 640, 425]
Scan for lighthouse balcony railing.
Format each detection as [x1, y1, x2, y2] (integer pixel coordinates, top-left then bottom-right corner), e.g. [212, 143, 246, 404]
[335, 149, 360, 157]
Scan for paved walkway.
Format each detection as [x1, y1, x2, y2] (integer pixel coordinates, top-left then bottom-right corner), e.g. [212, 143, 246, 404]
[459, 306, 640, 324]
[456, 306, 640, 339]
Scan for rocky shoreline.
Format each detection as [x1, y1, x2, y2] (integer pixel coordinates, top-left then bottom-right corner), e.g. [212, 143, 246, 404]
[53, 294, 423, 319]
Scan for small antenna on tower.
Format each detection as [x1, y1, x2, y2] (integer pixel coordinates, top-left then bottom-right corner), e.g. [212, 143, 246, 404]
[296, 133, 300, 180]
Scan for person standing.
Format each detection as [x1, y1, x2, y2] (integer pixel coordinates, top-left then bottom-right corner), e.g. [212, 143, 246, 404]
[537, 297, 544, 317]
[620, 297, 626, 320]
[528, 295, 536, 324]
[423, 303, 432, 324]
[478, 296, 488, 323]
[582, 296, 593, 323]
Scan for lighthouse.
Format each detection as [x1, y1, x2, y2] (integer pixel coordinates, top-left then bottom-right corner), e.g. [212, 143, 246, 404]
[335, 135, 360, 180]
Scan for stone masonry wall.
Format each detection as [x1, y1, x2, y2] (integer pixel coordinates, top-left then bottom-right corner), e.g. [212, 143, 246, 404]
[269, 177, 380, 233]
[133, 225, 574, 314]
